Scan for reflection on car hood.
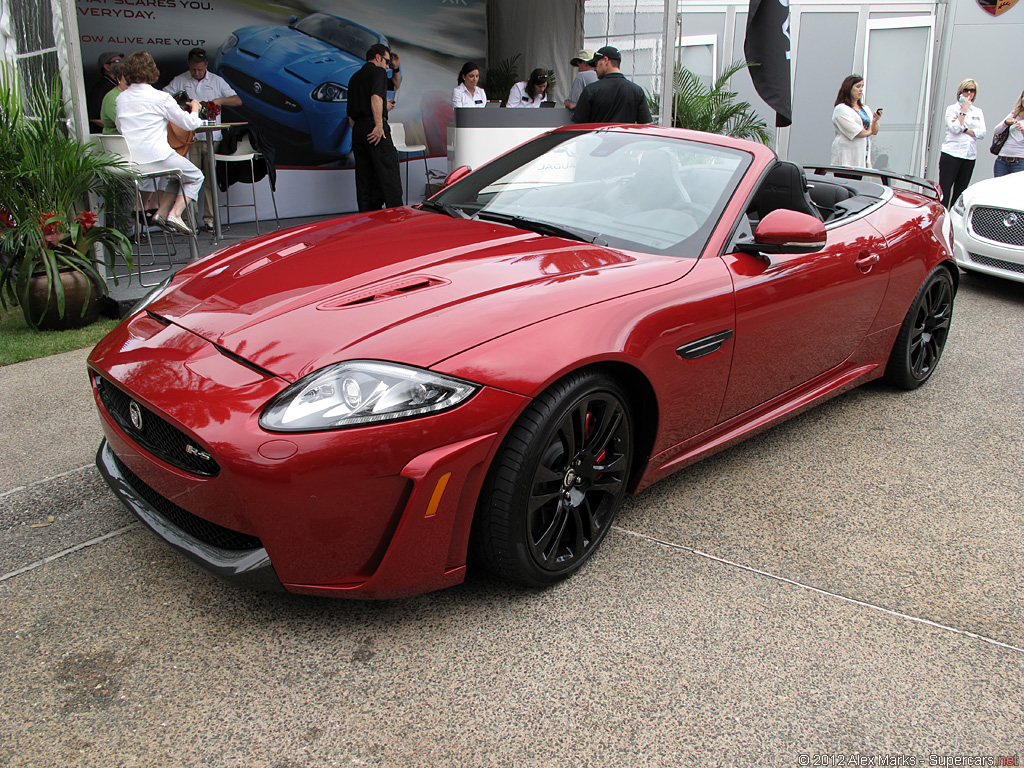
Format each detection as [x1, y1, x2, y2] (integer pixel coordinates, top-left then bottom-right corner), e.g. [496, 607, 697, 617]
[150, 208, 684, 381]
[963, 172, 1024, 209]
[236, 26, 362, 81]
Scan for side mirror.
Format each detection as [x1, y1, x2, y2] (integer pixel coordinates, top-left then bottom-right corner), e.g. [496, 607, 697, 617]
[444, 165, 471, 187]
[737, 209, 827, 256]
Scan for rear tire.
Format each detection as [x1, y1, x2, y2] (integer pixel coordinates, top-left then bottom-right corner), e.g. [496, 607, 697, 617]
[471, 371, 633, 587]
[884, 267, 954, 390]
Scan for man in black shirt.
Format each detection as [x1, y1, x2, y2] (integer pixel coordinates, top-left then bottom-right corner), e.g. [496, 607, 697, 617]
[346, 43, 403, 211]
[571, 46, 652, 125]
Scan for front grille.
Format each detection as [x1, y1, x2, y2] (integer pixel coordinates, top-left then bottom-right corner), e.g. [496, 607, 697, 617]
[110, 452, 262, 551]
[94, 375, 220, 477]
[221, 65, 303, 113]
[970, 206, 1024, 246]
[968, 252, 1024, 275]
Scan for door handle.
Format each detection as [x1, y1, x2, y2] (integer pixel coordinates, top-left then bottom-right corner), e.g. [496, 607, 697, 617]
[855, 253, 880, 273]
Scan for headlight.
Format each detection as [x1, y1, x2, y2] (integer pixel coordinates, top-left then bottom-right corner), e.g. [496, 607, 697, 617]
[952, 195, 965, 217]
[221, 33, 238, 53]
[128, 276, 173, 318]
[260, 361, 479, 432]
[312, 82, 347, 102]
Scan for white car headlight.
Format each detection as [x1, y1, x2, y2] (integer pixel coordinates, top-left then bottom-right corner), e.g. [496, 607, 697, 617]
[952, 195, 965, 217]
[260, 361, 479, 432]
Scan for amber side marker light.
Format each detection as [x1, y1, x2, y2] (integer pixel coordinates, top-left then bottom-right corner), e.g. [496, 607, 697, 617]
[425, 473, 452, 517]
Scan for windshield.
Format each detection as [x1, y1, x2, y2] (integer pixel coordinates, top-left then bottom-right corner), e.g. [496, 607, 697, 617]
[293, 14, 384, 58]
[432, 130, 751, 257]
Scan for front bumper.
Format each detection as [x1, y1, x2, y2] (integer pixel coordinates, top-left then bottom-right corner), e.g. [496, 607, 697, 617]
[951, 207, 1024, 284]
[97, 439, 284, 592]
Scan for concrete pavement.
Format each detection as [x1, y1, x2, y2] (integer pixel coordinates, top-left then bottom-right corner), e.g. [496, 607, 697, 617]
[1, 270, 1022, 766]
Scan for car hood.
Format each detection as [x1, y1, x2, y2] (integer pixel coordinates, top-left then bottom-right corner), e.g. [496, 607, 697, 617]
[963, 171, 1024, 209]
[235, 26, 361, 82]
[149, 208, 687, 382]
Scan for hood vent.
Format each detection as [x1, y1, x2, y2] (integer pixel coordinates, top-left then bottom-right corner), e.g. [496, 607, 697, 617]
[317, 275, 449, 310]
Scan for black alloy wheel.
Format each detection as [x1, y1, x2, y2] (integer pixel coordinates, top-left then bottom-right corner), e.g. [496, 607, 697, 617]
[885, 267, 954, 389]
[472, 371, 634, 587]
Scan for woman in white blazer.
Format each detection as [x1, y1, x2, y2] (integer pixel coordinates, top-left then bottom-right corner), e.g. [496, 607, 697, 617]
[452, 62, 486, 108]
[830, 74, 881, 168]
[939, 78, 987, 207]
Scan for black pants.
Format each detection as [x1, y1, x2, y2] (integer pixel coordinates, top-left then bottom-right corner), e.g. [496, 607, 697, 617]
[938, 152, 975, 209]
[351, 120, 403, 212]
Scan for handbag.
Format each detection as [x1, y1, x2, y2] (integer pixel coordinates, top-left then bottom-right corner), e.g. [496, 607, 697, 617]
[991, 122, 1010, 156]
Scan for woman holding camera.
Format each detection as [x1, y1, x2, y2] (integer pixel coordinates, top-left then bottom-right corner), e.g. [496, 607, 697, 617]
[939, 78, 986, 207]
[115, 51, 204, 235]
[831, 75, 881, 168]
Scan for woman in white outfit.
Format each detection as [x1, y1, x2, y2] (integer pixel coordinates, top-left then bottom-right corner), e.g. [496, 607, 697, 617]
[938, 78, 986, 208]
[452, 62, 486, 108]
[505, 69, 549, 108]
[831, 74, 881, 168]
[116, 51, 204, 235]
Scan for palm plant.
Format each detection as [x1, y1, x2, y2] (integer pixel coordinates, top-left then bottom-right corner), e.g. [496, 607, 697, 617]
[485, 54, 521, 108]
[0, 64, 134, 329]
[653, 60, 772, 144]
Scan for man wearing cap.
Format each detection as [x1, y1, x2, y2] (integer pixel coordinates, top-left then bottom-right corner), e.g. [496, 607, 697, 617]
[564, 49, 598, 113]
[163, 48, 242, 232]
[87, 52, 124, 128]
[571, 46, 652, 125]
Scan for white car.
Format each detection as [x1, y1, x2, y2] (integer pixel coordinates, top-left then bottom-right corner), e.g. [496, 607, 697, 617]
[950, 172, 1024, 283]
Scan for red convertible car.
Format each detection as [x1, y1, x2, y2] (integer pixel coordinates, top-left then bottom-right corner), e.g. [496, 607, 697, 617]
[89, 125, 956, 599]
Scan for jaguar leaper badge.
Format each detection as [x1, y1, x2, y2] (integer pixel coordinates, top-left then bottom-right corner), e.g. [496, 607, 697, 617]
[129, 401, 143, 430]
[977, 0, 1018, 16]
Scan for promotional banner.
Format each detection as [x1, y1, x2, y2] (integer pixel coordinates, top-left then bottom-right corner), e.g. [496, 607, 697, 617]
[744, 0, 793, 128]
[76, 0, 487, 166]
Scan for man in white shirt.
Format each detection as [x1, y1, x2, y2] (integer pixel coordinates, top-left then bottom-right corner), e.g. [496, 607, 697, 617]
[163, 48, 242, 231]
[564, 50, 598, 113]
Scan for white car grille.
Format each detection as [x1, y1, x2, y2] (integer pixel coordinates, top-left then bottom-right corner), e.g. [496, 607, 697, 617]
[970, 206, 1024, 246]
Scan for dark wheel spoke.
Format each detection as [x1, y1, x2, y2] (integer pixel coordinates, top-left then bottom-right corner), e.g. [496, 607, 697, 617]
[527, 488, 561, 515]
[583, 405, 621, 455]
[532, 502, 569, 565]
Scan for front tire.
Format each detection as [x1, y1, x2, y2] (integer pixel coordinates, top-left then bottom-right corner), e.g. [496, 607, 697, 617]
[884, 266, 954, 389]
[472, 371, 634, 587]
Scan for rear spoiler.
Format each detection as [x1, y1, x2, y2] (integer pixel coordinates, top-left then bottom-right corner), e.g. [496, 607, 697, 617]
[803, 165, 942, 203]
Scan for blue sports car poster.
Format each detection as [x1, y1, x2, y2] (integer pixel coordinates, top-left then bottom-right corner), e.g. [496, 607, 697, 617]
[76, 0, 487, 166]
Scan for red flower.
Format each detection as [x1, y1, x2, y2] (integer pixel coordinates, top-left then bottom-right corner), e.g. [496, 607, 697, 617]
[203, 101, 222, 119]
[75, 210, 98, 230]
[0, 209, 13, 229]
[38, 212, 64, 244]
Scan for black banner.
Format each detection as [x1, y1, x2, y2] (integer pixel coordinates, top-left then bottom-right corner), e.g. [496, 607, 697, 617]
[744, 0, 792, 128]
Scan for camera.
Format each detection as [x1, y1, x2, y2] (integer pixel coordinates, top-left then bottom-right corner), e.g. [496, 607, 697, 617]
[172, 90, 209, 120]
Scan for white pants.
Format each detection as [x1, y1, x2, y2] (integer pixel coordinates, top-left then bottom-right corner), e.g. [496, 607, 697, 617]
[134, 152, 204, 202]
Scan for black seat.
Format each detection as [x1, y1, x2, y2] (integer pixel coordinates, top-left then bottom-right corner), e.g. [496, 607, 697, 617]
[807, 181, 855, 219]
[748, 161, 822, 221]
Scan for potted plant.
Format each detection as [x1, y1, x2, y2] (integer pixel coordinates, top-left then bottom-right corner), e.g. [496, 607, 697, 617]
[0, 64, 134, 330]
[650, 60, 772, 144]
